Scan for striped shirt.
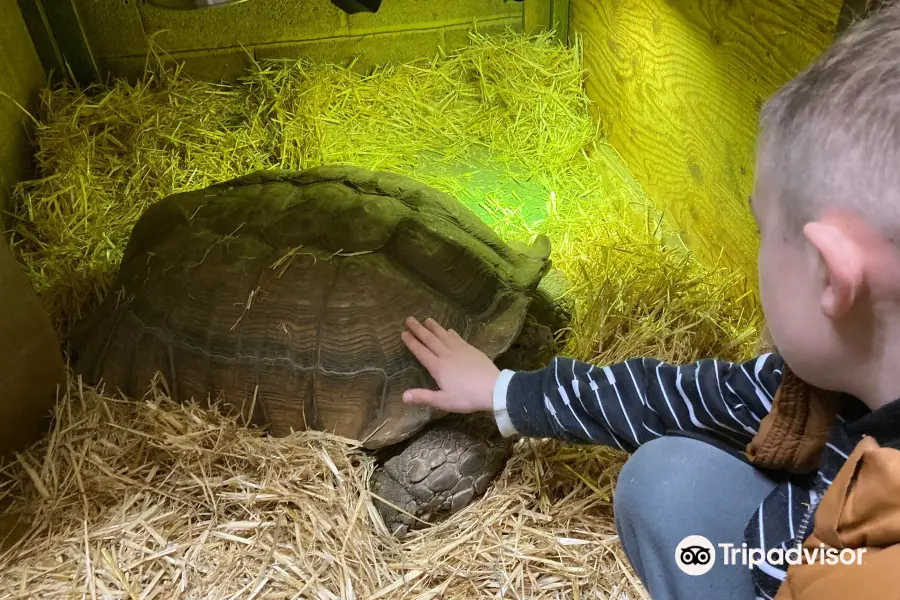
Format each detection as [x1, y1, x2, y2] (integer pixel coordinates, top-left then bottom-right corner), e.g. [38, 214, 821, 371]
[492, 352, 896, 599]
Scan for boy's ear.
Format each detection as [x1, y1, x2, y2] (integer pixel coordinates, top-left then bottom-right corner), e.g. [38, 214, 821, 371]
[803, 220, 863, 318]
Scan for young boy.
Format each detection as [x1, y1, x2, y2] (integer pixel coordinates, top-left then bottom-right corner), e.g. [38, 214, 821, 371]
[399, 4, 900, 599]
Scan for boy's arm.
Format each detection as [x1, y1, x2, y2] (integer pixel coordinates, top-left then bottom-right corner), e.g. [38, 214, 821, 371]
[493, 353, 784, 452]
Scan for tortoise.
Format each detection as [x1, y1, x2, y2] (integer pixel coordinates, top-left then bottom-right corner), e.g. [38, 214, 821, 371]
[68, 165, 571, 536]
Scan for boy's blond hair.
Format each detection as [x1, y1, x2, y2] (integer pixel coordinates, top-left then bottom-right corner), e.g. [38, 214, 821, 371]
[757, 0, 900, 236]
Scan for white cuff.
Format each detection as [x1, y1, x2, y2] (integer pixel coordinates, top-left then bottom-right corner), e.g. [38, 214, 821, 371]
[492, 369, 518, 437]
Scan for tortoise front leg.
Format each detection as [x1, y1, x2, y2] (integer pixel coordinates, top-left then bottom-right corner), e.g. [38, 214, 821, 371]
[371, 412, 513, 537]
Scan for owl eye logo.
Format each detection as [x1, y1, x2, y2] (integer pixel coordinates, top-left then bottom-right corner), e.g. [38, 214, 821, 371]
[675, 536, 716, 575]
[679, 545, 712, 565]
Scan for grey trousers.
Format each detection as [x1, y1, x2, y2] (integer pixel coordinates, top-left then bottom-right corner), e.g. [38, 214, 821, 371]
[613, 436, 780, 600]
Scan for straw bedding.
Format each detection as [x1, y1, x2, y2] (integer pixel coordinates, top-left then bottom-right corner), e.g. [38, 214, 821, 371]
[0, 379, 634, 599]
[0, 30, 761, 598]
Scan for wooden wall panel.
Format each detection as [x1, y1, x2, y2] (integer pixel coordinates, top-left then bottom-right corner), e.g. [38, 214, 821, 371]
[570, 0, 843, 290]
[0, 0, 45, 219]
[69, 0, 525, 83]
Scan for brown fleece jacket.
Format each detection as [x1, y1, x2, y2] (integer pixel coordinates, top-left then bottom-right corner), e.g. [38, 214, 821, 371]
[745, 365, 900, 598]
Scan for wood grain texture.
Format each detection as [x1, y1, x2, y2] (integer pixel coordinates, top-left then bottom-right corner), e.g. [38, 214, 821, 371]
[571, 0, 843, 291]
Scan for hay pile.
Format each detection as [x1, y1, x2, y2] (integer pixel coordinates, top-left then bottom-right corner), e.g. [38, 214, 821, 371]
[0, 378, 634, 599]
[0, 29, 762, 598]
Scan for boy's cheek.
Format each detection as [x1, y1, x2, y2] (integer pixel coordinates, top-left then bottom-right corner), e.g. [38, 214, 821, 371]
[757, 245, 789, 348]
[757, 246, 776, 313]
[757, 256, 823, 382]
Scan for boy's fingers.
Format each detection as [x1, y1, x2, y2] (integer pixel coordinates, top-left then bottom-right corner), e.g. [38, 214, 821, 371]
[424, 318, 453, 344]
[446, 328, 465, 346]
[401, 331, 439, 372]
[402, 388, 431, 405]
[402, 388, 455, 411]
[405, 317, 447, 355]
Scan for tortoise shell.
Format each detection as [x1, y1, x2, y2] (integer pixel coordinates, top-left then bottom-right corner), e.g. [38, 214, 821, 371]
[70, 166, 551, 449]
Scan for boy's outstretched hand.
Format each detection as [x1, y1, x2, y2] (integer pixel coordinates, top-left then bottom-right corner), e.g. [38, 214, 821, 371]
[400, 317, 499, 413]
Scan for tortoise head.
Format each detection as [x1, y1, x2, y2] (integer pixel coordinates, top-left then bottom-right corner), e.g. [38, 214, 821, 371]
[493, 267, 573, 372]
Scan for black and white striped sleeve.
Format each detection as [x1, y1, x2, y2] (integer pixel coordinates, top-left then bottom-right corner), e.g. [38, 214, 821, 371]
[492, 353, 784, 453]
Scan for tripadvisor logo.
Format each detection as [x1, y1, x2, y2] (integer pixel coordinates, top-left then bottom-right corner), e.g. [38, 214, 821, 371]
[675, 535, 715, 576]
[675, 535, 867, 575]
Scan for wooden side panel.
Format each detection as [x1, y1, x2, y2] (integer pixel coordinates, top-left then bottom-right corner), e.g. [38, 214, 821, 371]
[0, 237, 66, 461]
[0, 0, 45, 219]
[570, 0, 843, 289]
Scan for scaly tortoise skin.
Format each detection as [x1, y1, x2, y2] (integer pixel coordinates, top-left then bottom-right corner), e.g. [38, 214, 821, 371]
[69, 165, 568, 535]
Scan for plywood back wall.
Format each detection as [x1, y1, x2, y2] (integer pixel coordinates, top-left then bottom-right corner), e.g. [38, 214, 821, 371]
[570, 0, 843, 292]
[70, 0, 524, 82]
